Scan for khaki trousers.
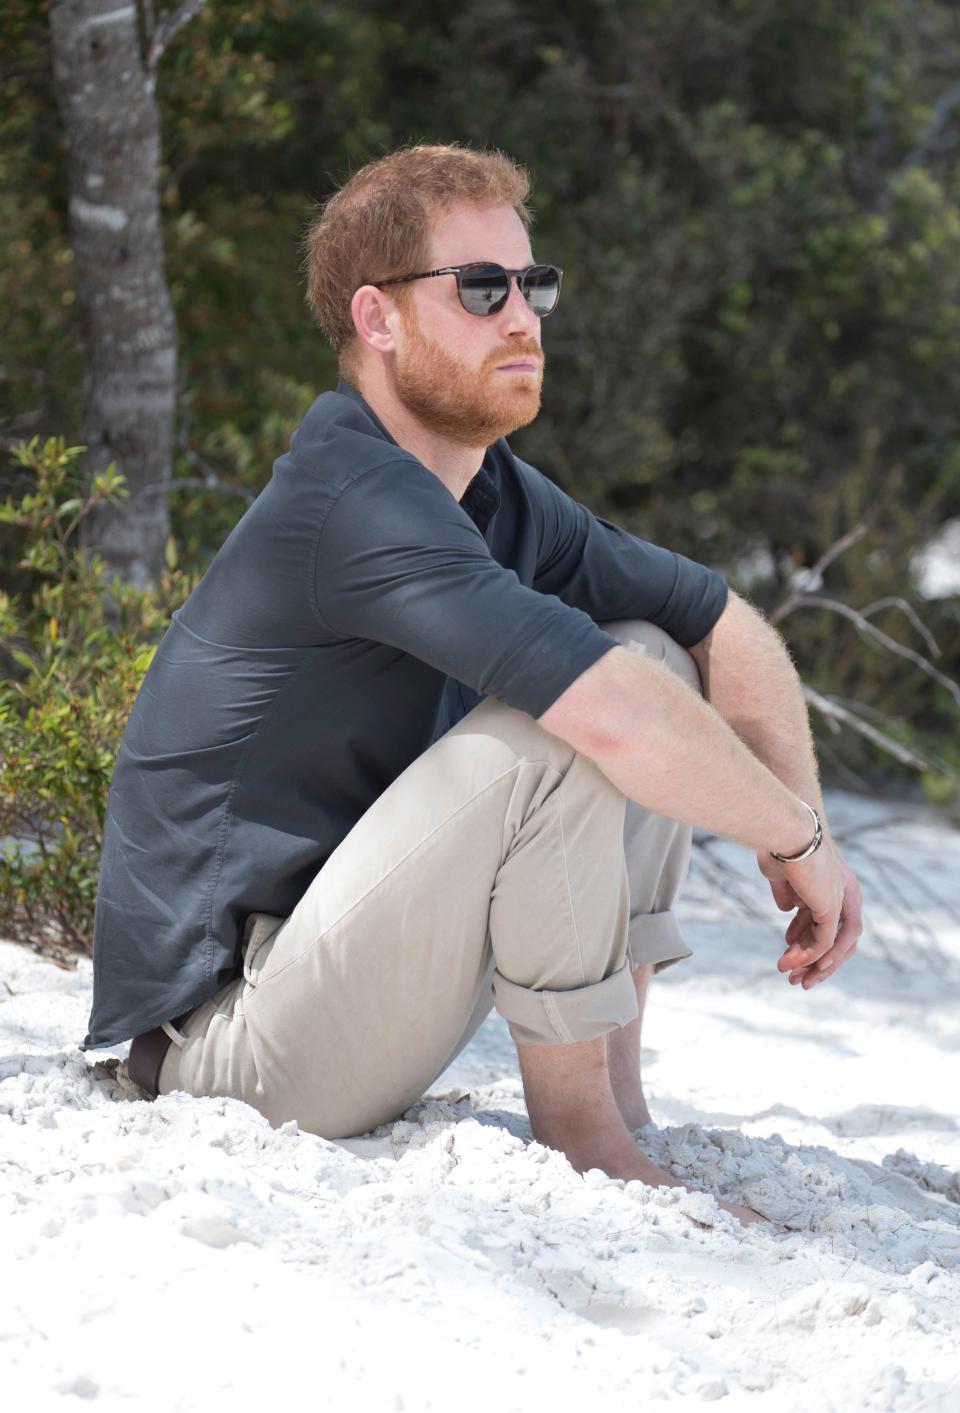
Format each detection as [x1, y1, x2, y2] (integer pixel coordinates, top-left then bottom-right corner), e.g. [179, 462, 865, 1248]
[157, 619, 700, 1139]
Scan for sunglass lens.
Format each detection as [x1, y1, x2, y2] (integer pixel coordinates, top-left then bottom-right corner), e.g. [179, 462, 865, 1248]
[458, 264, 510, 315]
[522, 265, 561, 317]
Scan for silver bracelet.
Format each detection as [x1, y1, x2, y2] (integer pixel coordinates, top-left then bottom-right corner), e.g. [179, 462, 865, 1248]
[769, 801, 823, 863]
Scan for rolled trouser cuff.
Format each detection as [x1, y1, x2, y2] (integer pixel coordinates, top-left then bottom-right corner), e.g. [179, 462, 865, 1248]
[491, 957, 640, 1047]
[627, 910, 693, 973]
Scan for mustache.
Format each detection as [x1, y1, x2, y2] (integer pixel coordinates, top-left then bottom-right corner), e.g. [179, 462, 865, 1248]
[485, 342, 544, 370]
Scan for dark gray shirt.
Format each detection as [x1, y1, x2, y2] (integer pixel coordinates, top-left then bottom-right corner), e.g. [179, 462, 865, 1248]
[82, 379, 727, 1049]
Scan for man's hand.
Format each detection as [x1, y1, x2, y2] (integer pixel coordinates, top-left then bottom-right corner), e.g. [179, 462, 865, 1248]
[757, 842, 864, 988]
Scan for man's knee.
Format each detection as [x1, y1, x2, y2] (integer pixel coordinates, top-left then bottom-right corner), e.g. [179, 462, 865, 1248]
[597, 619, 703, 697]
[442, 687, 580, 775]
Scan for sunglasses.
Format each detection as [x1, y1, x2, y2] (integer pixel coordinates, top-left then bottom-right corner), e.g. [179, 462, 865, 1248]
[372, 262, 563, 318]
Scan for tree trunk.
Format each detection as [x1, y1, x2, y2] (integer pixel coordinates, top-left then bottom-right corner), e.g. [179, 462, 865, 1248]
[48, 0, 176, 588]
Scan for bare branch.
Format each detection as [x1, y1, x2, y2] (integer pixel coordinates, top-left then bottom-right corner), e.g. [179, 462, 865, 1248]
[806, 522, 870, 584]
[803, 686, 931, 770]
[770, 523, 868, 626]
[145, 0, 205, 92]
[787, 595, 960, 708]
[831, 694, 960, 777]
[859, 596, 941, 659]
[811, 731, 880, 794]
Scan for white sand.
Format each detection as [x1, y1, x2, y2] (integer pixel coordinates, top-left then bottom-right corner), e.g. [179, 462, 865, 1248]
[2, 791, 958, 1411]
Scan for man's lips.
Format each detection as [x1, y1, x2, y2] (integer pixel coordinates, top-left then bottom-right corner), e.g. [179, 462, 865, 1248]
[495, 360, 540, 372]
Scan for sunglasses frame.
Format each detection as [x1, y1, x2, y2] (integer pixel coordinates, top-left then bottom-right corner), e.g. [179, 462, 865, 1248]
[371, 262, 563, 318]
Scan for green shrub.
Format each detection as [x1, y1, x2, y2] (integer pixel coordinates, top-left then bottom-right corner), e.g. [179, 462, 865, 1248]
[0, 437, 197, 960]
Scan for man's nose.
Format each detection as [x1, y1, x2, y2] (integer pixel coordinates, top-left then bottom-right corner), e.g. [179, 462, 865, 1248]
[497, 276, 541, 336]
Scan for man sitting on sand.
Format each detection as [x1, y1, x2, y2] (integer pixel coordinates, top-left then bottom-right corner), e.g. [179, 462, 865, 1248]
[83, 143, 863, 1227]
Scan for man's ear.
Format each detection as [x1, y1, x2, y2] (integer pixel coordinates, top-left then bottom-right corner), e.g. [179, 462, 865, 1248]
[351, 285, 398, 356]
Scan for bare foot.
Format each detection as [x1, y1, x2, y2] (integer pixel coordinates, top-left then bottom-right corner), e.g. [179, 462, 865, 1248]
[621, 1128, 768, 1229]
[559, 1135, 768, 1230]
[636, 1158, 768, 1230]
[638, 1160, 769, 1230]
[716, 1198, 767, 1227]
[517, 1035, 769, 1230]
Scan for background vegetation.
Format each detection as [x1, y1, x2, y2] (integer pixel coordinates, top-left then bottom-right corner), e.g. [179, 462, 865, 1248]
[2, 0, 960, 951]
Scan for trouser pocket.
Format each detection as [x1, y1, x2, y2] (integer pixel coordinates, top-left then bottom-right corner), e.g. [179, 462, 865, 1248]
[242, 912, 287, 987]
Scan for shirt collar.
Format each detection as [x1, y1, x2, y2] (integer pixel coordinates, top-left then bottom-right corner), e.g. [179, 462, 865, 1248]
[335, 376, 399, 446]
[459, 460, 501, 533]
[335, 377, 502, 531]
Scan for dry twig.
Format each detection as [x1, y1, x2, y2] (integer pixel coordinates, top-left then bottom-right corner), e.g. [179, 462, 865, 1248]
[768, 521, 960, 778]
[144, 0, 206, 93]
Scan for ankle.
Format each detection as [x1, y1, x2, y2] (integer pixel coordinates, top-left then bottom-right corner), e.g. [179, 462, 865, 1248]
[615, 1095, 653, 1132]
[532, 1121, 635, 1177]
[518, 1032, 662, 1179]
[535, 1125, 683, 1190]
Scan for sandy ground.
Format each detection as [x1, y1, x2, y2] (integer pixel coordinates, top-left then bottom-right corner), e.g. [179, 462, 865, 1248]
[1, 791, 958, 1411]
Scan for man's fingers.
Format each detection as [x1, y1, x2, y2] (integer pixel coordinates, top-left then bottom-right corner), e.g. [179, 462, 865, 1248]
[788, 903, 864, 988]
[757, 855, 801, 913]
[779, 909, 841, 974]
[777, 905, 824, 970]
[802, 881, 865, 985]
[784, 906, 812, 948]
[817, 902, 862, 970]
[770, 879, 797, 912]
[834, 880, 864, 952]
[798, 937, 859, 988]
[778, 852, 866, 989]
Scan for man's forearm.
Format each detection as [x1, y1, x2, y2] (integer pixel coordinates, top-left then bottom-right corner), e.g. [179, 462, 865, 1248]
[545, 646, 821, 857]
[537, 592, 829, 856]
[683, 589, 864, 981]
[688, 591, 828, 829]
[537, 598, 861, 984]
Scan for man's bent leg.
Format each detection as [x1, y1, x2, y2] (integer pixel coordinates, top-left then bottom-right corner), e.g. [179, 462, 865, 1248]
[516, 1029, 683, 1187]
[595, 619, 702, 1132]
[158, 692, 640, 1141]
[516, 618, 766, 1222]
[607, 964, 655, 1130]
[516, 1026, 765, 1224]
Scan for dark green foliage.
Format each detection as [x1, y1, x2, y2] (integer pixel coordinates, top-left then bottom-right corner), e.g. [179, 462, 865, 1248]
[0, 439, 197, 956]
[2, 0, 959, 796]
